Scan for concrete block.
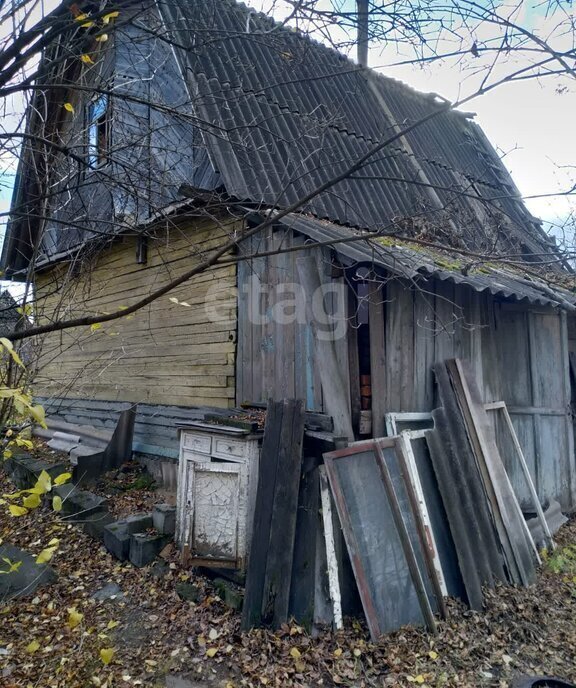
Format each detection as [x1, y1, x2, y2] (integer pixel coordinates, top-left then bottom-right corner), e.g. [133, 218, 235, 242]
[213, 578, 243, 611]
[82, 510, 115, 542]
[53, 484, 108, 519]
[102, 514, 153, 561]
[152, 504, 176, 535]
[5, 454, 69, 490]
[129, 533, 171, 568]
[124, 513, 153, 534]
[103, 523, 132, 561]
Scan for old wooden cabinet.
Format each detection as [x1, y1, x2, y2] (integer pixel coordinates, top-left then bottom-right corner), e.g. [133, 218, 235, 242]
[176, 422, 261, 569]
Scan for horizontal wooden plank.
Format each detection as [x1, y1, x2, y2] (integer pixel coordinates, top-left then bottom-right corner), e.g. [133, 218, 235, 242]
[34, 217, 238, 409]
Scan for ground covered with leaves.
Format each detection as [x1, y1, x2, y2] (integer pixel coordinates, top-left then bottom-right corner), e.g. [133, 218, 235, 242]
[1, 465, 576, 688]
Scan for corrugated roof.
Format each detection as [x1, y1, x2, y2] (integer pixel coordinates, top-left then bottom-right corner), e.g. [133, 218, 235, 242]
[278, 213, 576, 309]
[162, 0, 555, 259]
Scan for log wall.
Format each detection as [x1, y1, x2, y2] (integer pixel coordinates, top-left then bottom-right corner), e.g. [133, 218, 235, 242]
[34, 219, 237, 409]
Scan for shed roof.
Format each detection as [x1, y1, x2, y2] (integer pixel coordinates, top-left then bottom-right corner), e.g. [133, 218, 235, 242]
[277, 213, 576, 309]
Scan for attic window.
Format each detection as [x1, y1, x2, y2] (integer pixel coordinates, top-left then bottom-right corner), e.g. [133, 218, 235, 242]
[87, 95, 109, 168]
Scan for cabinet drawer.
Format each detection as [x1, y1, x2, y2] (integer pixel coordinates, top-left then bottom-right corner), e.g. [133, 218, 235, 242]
[213, 437, 246, 461]
[182, 432, 211, 455]
[182, 448, 211, 463]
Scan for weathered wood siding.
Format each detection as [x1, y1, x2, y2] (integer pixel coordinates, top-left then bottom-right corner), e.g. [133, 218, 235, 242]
[373, 279, 575, 510]
[237, 226, 575, 509]
[35, 220, 237, 409]
[237, 228, 346, 410]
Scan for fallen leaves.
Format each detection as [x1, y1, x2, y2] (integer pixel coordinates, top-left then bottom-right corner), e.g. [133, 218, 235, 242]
[1, 462, 576, 687]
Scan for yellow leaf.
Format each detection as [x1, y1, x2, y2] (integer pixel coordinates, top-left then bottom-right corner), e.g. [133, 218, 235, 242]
[90, 323, 102, 332]
[429, 650, 438, 660]
[353, 648, 361, 657]
[102, 10, 120, 23]
[3, 449, 12, 459]
[100, 647, 115, 664]
[15, 438, 33, 449]
[334, 648, 343, 657]
[205, 647, 218, 658]
[67, 607, 84, 629]
[1, 557, 22, 573]
[95, 33, 108, 42]
[35, 470, 51, 494]
[80, 54, 94, 64]
[30, 404, 47, 429]
[36, 546, 57, 564]
[415, 676, 425, 685]
[289, 647, 301, 659]
[0, 338, 23, 367]
[23, 493, 41, 509]
[54, 472, 72, 486]
[48, 538, 60, 546]
[8, 504, 28, 516]
[75, 13, 94, 27]
[26, 639, 40, 653]
[52, 495, 63, 512]
[64, 102, 75, 114]
[106, 620, 119, 629]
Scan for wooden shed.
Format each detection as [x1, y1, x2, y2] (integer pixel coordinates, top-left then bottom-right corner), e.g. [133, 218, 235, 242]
[2, 0, 575, 512]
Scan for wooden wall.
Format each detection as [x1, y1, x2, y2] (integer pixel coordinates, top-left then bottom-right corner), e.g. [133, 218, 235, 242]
[377, 279, 575, 510]
[34, 219, 237, 409]
[236, 226, 576, 510]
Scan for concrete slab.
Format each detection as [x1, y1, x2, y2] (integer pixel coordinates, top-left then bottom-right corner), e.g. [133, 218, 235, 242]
[0, 543, 56, 601]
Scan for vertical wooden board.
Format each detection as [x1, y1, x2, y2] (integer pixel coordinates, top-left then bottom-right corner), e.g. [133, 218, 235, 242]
[386, 280, 415, 411]
[480, 295, 502, 404]
[538, 416, 567, 504]
[296, 255, 353, 438]
[273, 229, 295, 400]
[330, 274, 352, 419]
[241, 400, 284, 629]
[496, 307, 532, 406]
[251, 235, 267, 403]
[261, 399, 305, 627]
[236, 239, 252, 404]
[263, 230, 280, 401]
[292, 235, 310, 407]
[369, 281, 387, 438]
[560, 311, 576, 508]
[347, 288, 361, 431]
[413, 286, 436, 411]
[289, 460, 320, 629]
[433, 280, 456, 365]
[448, 359, 537, 585]
[529, 312, 564, 407]
[467, 289, 484, 393]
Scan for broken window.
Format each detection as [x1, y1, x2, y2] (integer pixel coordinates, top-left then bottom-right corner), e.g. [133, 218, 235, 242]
[87, 95, 109, 168]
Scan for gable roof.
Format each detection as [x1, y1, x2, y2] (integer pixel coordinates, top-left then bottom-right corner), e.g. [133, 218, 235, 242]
[1, 0, 564, 280]
[160, 0, 555, 260]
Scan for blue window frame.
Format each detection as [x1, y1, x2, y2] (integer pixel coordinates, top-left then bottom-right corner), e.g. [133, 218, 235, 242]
[87, 95, 109, 168]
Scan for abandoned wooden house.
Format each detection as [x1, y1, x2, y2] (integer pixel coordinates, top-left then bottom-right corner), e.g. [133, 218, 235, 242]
[3, 0, 576, 575]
